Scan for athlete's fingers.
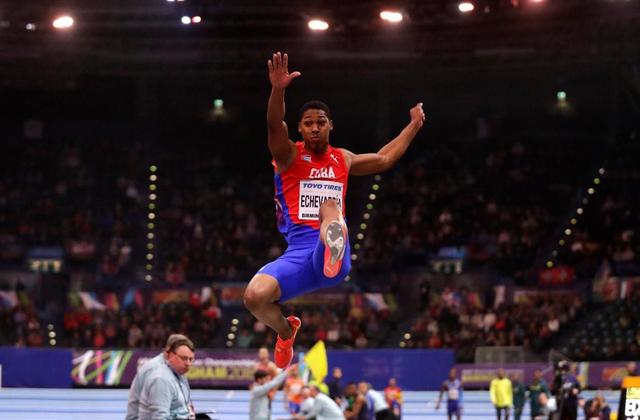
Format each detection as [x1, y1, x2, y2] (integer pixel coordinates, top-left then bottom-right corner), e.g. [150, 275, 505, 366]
[290, 71, 301, 79]
[283, 53, 289, 70]
[268, 60, 273, 71]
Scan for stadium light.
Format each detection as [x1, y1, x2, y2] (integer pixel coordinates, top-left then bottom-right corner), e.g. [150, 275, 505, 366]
[380, 11, 403, 23]
[191, 16, 202, 24]
[458, 2, 475, 13]
[308, 19, 329, 31]
[26, 23, 37, 31]
[52, 16, 74, 29]
[181, 16, 191, 25]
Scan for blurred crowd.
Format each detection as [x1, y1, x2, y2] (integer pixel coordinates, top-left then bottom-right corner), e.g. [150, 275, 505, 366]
[355, 137, 601, 284]
[0, 128, 638, 362]
[405, 288, 584, 361]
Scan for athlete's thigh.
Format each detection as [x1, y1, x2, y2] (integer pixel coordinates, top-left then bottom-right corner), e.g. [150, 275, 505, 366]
[257, 247, 317, 303]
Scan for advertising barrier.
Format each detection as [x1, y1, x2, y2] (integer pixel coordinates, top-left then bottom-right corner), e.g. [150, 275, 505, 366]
[0, 347, 72, 388]
[0, 346, 634, 390]
[70, 348, 455, 390]
[72, 349, 257, 387]
[456, 361, 639, 389]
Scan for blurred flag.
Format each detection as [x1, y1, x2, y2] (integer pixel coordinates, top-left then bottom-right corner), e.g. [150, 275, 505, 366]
[78, 292, 106, 311]
[304, 340, 328, 383]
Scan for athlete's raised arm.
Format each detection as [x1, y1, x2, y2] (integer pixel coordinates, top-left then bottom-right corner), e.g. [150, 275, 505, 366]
[267, 52, 300, 170]
[342, 102, 426, 176]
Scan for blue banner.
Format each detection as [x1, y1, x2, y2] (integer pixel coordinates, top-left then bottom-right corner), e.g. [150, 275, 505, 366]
[0, 347, 72, 388]
[328, 349, 454, 390]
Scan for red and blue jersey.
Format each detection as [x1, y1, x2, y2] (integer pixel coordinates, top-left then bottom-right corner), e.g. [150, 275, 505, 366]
[273, 142, 348, 245]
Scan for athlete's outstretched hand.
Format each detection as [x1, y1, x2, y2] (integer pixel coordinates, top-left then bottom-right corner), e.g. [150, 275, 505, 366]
[410, 102, 426, 129]
[268, 52, 301, 89]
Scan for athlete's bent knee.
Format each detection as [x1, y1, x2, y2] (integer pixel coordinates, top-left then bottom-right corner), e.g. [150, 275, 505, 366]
[319, 199, 341, 220]
[243, 286, 265, 312]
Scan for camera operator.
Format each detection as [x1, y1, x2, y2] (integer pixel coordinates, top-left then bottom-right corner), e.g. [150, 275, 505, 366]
[550, 361, 580, 420]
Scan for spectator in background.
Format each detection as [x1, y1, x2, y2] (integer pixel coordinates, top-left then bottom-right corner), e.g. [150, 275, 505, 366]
[436, 368, 463, 420]
[384, 377, 403, 419]
[133, 334, 197, 420]
[284, 367, 305, 415]
[490, 369, 512, 420]
[249, 364, 297, 420]
[255, 346, 279, 402]
[358, 382, 395, 420]
[527, 370, 550, 420]
[298, 385, 316, 419]
[295, 384, 345, 420]
[344, 382, 367, 420]
[328, 367, 344, 404]
[626, 361, 637, 377]
[126, 335, 182, 420]
[511, 373, 526, 420]
[583, 392, 610, 420]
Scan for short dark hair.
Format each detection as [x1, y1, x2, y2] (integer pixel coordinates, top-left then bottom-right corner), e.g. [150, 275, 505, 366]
[165, 334, 195, 353]
[299, 100, 331, 120]
[254, 370, 269, 381]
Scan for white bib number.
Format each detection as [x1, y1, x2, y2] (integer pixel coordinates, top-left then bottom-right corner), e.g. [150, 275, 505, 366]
[299, 180, 343, 220]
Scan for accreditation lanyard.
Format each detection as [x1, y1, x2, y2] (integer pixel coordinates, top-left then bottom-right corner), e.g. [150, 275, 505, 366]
[172, 370, 195, 419]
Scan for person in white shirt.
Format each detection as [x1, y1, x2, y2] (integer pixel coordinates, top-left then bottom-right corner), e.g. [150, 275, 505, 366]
[295, 385, 345, 420]
[299, 386, 316, 419]
[358, 382, 395, 420]
[250, 364, 298, 420]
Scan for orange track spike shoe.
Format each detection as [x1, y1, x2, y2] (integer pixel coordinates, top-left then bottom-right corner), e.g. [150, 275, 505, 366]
[274, 316, 301, 369]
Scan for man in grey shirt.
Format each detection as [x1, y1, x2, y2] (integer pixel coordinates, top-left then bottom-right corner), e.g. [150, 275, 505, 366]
[126, 350, 165, 419]
[126, 334, 197, 420]
[249, 364, 297, 420]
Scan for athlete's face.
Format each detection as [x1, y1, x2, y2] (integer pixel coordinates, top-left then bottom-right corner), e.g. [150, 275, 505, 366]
[299, 109, 332, 155]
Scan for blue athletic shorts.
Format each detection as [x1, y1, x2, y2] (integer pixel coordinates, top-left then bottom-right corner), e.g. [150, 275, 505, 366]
[448, 399, 461, 416]
[258, 236, 351, 302]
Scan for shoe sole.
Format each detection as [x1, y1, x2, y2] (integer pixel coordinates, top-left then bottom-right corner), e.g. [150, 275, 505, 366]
[323, 221, 347, 278]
